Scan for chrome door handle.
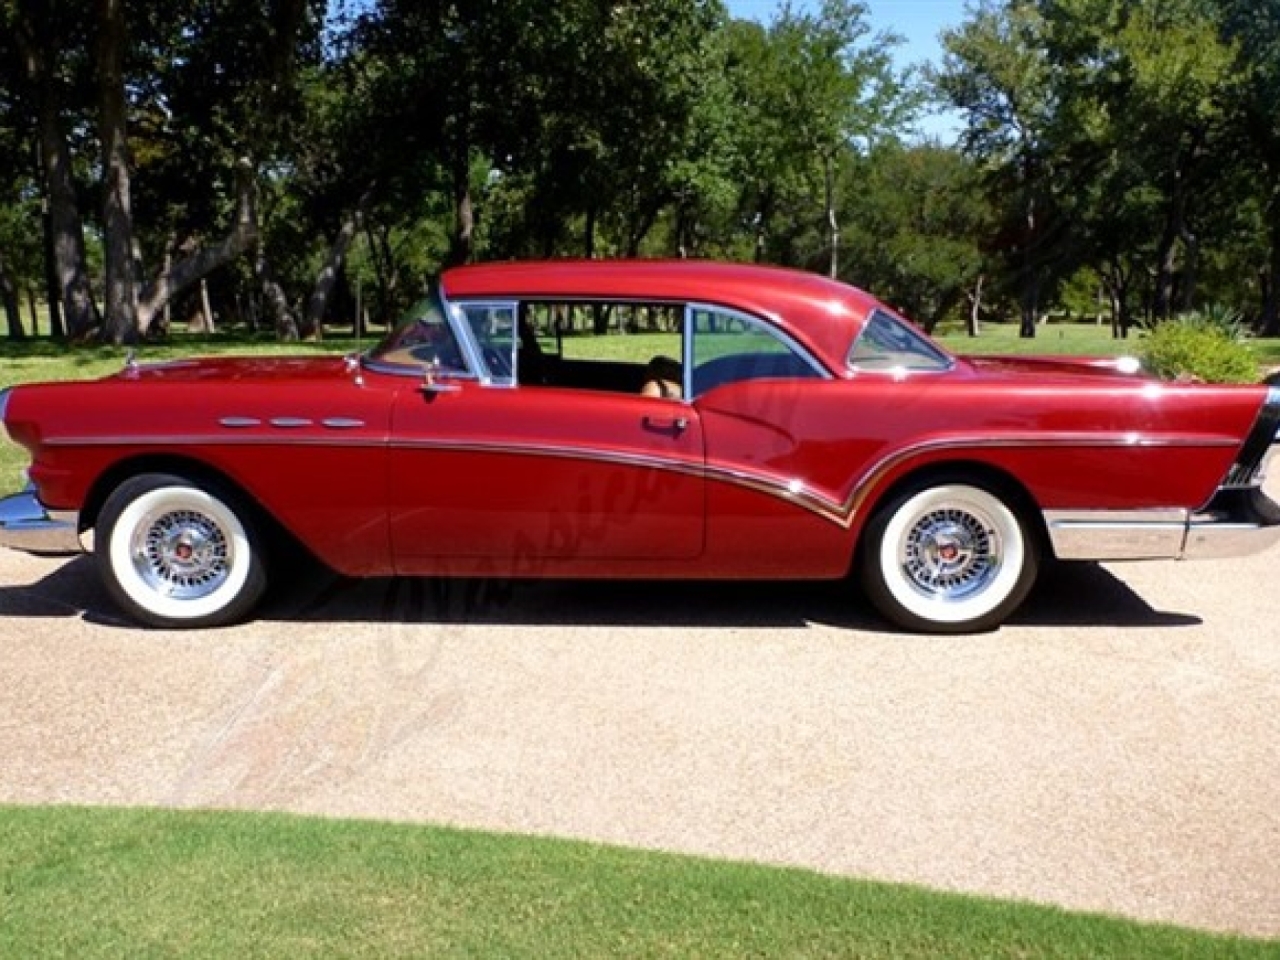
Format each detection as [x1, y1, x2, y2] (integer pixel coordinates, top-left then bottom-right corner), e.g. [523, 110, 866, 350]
[643, 415, 688, 436]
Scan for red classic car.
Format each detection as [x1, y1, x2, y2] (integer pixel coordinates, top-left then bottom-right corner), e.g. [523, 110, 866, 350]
[3, 260, 1279, 633]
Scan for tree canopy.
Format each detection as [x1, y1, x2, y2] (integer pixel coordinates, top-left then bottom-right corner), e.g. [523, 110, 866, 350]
[0, 0, 1275, 342]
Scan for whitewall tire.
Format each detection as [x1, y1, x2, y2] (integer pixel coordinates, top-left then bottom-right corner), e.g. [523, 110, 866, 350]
[97, 474, 267, 629]
[860, 481, 1038, 634]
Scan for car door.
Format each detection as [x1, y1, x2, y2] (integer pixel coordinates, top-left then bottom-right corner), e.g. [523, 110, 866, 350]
[387, 300, 705, 574]
[687, 304, 860, 578]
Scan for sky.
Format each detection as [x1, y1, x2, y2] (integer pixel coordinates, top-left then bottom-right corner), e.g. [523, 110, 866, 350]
[723, 0, 970, 140]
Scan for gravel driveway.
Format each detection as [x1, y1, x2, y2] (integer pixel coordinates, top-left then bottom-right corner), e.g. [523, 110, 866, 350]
[2, 520, 1279, 938]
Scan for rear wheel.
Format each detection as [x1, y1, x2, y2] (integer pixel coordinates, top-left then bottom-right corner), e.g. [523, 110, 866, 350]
[860, 480, 1038, 634]
[96, 473, 267, 628]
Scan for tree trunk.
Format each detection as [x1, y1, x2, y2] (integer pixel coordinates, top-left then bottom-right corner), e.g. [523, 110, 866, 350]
[98, 0, 138, 345]
[446, 145, 473, 267]
[0, 250, 25, 339]
[1179, 226, 1199, 314]
[257, 248, 298, 340]
[583, 207, 597, 259]
[626, 201, 661, 258]
[1260, 213, 1280, 337]
[135, 160, 259, 334]
[303, 191, 371, 338]
[27, 288, 41, 336]
[18, 5, 96, 339]
[966, 274, 984, 337]
[1154, 166, 1190, 322]
[824, 151, 839, 279]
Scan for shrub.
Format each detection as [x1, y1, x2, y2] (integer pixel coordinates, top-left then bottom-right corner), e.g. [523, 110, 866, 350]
[1138, 308, 1259, 384]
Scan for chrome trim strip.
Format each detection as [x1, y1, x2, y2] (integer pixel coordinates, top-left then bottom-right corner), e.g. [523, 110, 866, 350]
[321, 418, 366, 429]
[393, 437, 707, 482]
[34, 430, 1243, 532]
[219, 417, 261, 428]
[269, 417, 312, 428]
[0, 487, 83, 555]
[43, 434, 389, 449]
[828, 434, 1237, 532]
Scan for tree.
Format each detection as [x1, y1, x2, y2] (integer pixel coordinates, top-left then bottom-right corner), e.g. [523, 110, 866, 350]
[937, 0, 1066, 337]
[723, 1, 911, 274]
[1217, 0, 1280, 333]
[840, 143, 991, 332]
[4, 0, 99, 338]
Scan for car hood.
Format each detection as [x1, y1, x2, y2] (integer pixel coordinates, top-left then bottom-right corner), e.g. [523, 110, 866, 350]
[109, 354, 355, 384]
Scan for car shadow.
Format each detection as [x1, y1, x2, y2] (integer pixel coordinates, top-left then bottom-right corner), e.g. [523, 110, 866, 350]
[0, 554, 125, 624]
[0, 554, 1200, 632]
[266, 566, 858, 630]
[266, 556, 1201, 632]
[1009, 560, 1201, 628]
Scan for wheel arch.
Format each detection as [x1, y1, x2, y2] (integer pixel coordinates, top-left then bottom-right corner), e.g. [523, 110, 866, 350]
[851, 458, 1050, 572]
[81, 455, 253, 532]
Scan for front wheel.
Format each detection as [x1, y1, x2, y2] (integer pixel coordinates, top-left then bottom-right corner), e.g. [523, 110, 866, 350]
[859, 480, 1038, 634]
[96, 473, 268, 629]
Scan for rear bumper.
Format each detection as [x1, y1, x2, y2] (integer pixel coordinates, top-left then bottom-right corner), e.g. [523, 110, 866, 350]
[0, 487, 83, 555]
[1046, 487, 1280, 562]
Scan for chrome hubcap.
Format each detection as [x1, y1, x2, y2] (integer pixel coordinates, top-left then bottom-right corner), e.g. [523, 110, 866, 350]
[901, 508, 1001, 601]
[132, 509, 230, 599]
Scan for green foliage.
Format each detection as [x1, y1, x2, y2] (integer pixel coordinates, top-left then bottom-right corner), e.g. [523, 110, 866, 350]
[1, 805, 1274, 958]
[1138, 308, 1260, 383]
[4, 0, 1280, 342]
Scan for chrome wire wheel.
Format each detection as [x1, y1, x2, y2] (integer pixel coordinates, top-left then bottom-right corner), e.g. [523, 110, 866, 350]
[98, 475, 267, 628]
[900, 504, 1003, 603]
[861, 481, 1038, 634]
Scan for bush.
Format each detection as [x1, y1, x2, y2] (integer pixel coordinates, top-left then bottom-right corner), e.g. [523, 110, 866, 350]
[1138, 308, 1259, 384]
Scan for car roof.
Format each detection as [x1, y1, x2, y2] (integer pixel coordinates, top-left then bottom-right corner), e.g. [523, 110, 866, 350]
[440, 259, 887, 374]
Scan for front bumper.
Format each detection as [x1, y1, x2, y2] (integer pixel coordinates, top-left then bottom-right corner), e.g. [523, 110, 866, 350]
[0, 487, 83, 555]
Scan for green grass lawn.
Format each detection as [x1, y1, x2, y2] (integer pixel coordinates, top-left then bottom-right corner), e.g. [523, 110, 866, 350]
[941, 321, 1280, 366]
[0, 805, 1272, 959]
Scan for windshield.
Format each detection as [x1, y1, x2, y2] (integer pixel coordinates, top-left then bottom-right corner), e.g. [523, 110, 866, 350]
[366, 286, 470, 376]
[848, 309, 953, 373]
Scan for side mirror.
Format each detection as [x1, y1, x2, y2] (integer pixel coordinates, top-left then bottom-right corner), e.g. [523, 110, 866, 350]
[420, 360, 462, 396]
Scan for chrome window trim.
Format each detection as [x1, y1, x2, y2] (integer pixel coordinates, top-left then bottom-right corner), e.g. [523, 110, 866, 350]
[359, 285, 481, 383]
[847, 308, 956, 375]
[681, 305, 695, 401]
[686, 301, 832, 396]
[449, 298, 520, 388]
[439, 287, 490, 384]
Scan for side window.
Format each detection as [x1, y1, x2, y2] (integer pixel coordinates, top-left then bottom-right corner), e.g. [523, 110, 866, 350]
[456, 301, 517, 383]
[518, 301, 683, 395]
[690, 307, 823, 396]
